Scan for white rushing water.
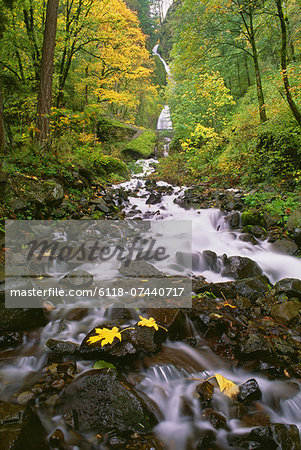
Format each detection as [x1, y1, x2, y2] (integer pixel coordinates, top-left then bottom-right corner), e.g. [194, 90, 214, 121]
[120, 160, 301, 284]
[153, 44, 173, 130]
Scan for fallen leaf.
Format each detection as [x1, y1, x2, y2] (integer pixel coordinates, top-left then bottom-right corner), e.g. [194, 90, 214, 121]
[212, 373, 239, 398]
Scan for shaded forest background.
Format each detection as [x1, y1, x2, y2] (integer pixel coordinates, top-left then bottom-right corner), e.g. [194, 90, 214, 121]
[0, 0, 300, 223]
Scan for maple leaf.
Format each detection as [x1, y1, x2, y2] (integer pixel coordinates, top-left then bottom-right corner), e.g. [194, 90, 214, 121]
[138, 316, 159, 330]
[212, 374, 239, 398]
[87, 327, 122, 347]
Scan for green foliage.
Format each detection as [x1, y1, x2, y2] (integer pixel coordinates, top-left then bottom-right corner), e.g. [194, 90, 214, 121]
[74, 145, 129, 180]
[122, 129, 157, 159]
[243, 192, 299, 225]
[93, 360, 116, 370]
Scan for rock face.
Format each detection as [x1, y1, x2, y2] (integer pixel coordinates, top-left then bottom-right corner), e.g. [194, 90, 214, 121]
[228, 424, 301, 450]
[58, 369, 157, 434]
[237, 378, 262, 404]
[0, 303, 47, 333]
[275, 278, 301, 300]
[0, 402, 48, 450]
[79, 323, 166, 362]
[118, 260, 165, 278]
[221, 255, 263, 280]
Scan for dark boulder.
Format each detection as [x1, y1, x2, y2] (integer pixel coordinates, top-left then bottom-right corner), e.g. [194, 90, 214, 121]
[145, 192, 162, 205]
[118, 260, 165, 278]
[275, 278, 301, 300]
[237, 378, 262, 404]
[0, 402, 48, 450]
[221, 255, 263, 280]
[228, 424, 301, 450]
[58, 369, 157, 434]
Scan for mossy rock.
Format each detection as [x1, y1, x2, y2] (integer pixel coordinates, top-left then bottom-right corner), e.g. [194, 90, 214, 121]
[241, 209, 263, 227]
[122, 130, 157, 160]
[97, 116, 137, 142]
[93, 155, 129, 180]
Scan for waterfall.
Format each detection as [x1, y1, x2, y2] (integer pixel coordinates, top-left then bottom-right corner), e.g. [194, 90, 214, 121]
[153, 44, 173, 131]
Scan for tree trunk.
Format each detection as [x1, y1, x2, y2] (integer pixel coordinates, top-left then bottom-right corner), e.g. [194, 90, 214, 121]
[249, 9, 267, 123]
[244, 54, 251, 87]
[276, 0, 301, 127]
[36, 0, 59, 146]
[0, 80, 5, 153]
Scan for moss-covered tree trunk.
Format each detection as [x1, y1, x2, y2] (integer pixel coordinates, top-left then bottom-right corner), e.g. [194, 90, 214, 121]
[36, 0, 59, 146]
[275, 0, 301, 127]
[0, 80, 5, 153]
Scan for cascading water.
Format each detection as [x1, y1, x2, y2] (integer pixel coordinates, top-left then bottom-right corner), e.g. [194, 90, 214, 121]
[0, 38, 300, 450]
[153, 44, 173, 132]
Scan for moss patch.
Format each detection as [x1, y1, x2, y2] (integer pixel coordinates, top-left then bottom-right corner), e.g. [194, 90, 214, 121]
[122, 130, 157, 160]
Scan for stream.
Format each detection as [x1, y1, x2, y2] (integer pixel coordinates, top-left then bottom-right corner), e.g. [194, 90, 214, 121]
[0, 47, 301, 450]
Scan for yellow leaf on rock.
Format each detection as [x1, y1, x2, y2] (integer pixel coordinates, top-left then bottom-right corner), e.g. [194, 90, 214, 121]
[138, 316, 159, 330]
[87, 327, 122, 347]
[213, 374, 239, 398]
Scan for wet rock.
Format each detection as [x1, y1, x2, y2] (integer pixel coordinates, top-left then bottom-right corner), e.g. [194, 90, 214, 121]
[141, 308, 186, 340]
[49, 428, 65, 448]
[46, 339, 79, 356]
[239, 233, 258, 245]
[270, 336, 296, 356]
[238, 333, 271, 359]
[58, 369, 157, 434]
[0, 402, 48, 449]
[228, 424, 301, 450]
[237, 378, 262, 404]
[203, 409, 229, 430]
[79, 323, 165, 363]
[202, 250, 220, 271]
[16, 391, 35, 405]
[196, 381, 214, 404]
[193, 275, 270, 302]
[275, 278, 301, 300]
[118, 260, 164, 277]
[286, 210, 301, 229]
[196, 429, 217, 449]
[270, 238, 298, 255]
[108, 435, 127, 448]
[271, 301, 301, 323]
[145, 192, 162, 205]
[176, 251, 200, 270]
[225, 212, 240, 228]
[62, 269, 94, 288]
[250, 225, 267, 238]
[263, 211, 281, 228]
[0, 331, 23, 350]
[241, 209, 263, 226]
[221, 255, 263, 280]
[0, 304, 47, 333]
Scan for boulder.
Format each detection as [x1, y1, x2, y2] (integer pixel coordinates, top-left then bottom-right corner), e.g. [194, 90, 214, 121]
[79, 322, 166, 362]
[118, 260, 164, 278]
[241, 209, 263, 226]
[221, 255, 263, 280]
[271, 302, 301, 324]
[145, 192, 162, 205]
[0, 304, 47, 333]
[0, 402, 48, 449]
[270, 238, 298, 255]
[286, 210, 301, 229]
[58, 369, 157, 434]
[237, 378, 262, 404]
[275, 278, 301, 300]
[228, 424, 301, 450]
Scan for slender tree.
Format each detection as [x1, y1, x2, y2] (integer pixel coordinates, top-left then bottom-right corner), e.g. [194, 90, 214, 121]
[36, 0, 59, 145]
[275, 0, 301, 127]
[0, 80, 5, 153]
